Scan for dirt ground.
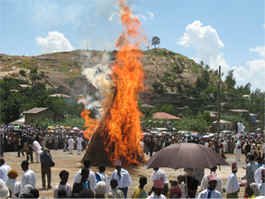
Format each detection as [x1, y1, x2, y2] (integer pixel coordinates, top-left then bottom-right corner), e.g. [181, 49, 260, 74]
[4, 150, 247, 198]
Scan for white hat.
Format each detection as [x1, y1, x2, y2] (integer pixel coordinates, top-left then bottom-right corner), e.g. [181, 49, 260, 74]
[0, 179, 9, 198]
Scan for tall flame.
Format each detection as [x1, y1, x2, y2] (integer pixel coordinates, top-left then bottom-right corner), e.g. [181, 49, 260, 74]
[103, 0, 144, 164]
[82, 0, 145, 165]
[81, 110, 99, 140]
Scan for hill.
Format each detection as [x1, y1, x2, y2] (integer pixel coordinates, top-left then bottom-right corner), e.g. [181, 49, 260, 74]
[0, 48, 219, 105]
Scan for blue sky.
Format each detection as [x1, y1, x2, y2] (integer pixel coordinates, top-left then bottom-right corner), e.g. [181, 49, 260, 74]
[0, 0, 264, 89]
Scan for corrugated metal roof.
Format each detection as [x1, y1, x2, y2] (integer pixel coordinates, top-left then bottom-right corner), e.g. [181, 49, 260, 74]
[23, 107, 48, 114]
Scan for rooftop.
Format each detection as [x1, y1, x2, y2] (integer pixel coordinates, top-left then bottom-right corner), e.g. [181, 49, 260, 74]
[23, 107, 48, 114]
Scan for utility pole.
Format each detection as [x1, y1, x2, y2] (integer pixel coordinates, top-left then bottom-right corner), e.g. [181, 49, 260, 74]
[261, 92, 265, 133]
[217, 65, 221, 135]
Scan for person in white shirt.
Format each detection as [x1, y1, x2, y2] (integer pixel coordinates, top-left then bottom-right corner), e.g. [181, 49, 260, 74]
[76, 136, 83, 155]
[200, 166, 222, 192]
[54, 170, 71, 198]
[151, 168, 168, 194]
[226, 162, 240, 198]
[197, 174, 222, 199]
[32, 139, 42, 163]
[6, 169, 20, 198]
[234, 140, 241, 164]
[73, 160, 97, 193]
[258, 169, 265, 195]
[67, 137, 75, 154]
[147, 179, 167, 199]
[110, 160, 132, 198]
[20, 160, 36, 189]
[0, 158, 11, 183]
[0, 178, 9, 199]
[255, 162, 265, 184]
[96, 165, 110, 192]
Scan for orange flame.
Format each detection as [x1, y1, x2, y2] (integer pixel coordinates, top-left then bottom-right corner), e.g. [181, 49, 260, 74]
[81, 110, 99, 140]
[102, 0, 145, 164]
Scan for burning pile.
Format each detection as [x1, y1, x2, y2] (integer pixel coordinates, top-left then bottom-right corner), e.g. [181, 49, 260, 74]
[82, 0, 145, 166]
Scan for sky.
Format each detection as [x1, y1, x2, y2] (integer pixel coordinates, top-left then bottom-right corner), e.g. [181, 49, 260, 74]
[0, 0, 264, 90]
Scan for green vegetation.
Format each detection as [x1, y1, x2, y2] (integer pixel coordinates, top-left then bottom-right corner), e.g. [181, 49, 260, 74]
[0, 67, 83, 125]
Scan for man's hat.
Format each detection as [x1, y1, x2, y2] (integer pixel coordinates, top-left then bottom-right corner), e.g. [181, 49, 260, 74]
[208, 174, 217, 182]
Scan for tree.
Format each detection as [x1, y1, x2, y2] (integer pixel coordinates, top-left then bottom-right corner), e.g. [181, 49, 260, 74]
[152, 36, 160, 48]
[225, 70, 236, 90]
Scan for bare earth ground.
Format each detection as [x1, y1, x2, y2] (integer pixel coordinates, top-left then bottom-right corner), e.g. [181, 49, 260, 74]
[4, 150, 246, 198]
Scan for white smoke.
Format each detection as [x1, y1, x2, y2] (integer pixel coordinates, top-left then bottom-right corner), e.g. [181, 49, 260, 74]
[79, 51, 114, 118]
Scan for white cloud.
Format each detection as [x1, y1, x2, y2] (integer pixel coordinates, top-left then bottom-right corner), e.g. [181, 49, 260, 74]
[178, 20, 265, 90]
[233, 45, 265, 90]
[250, 46, 265, 58]
[233, 59, 265, 90]
[178, 20, 229, 73]
[36, 31, 74, 53]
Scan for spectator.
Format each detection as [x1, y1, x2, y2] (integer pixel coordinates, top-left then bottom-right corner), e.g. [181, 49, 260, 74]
[0, 179, 9, 198]
[226, 162, 240, 198]
[6, 170, 20, 198]
[200, 166, 222, 192]
[108, 179, 124, 198]
[147, 179, 166, 199]
[168, 178, 182, 198]
[32, 138, 42, 163]
[40, 148, 54, 190]
[67, 137, 74, 154]
[258, 169, 265, 196]
[197, 174, 222, 199]
[73, 160, 97, 192]
[20, 160, 36, 189]
[132, 176, 148, 198]
[72, 168, 93, 198]
[0, 158, 11, 182]
[95, 181, 107, 198]
[150, 168, 169, 195]
[179, 168, 199, 198]
[54, 170, 71, 198]
[255, 159, 265, 184]
[76, 135, 83, 155]
[246, 153, 259, 185]
[110, 160, 132, 198]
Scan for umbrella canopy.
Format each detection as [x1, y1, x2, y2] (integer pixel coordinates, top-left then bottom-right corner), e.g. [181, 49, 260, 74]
[147, 143, 228, 169]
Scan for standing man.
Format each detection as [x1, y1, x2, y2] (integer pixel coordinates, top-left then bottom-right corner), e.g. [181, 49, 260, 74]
[200, 166, 222, 193]
[234, 140, 241, 164]
[110, 160, 132, 198]
[197, 175, 222, 199]
[67, 137, 74, 154]
[32, 138, 42, 163]
[0, 133, 4, 157]
[73, 159, 97, 193]
[76, 135, 83, 155]
[40, 148, 54, 190]
[20, 160, 36, 189]
[150, 168, 169, 195]
[246, 154, 259, 185]
[255, 159, 265, 184]
[0, 158, 11, 182]
[226, 162, 240, 198]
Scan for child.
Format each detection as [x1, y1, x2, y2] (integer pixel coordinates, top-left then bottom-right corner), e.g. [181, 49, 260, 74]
[54, 170, 71, 198]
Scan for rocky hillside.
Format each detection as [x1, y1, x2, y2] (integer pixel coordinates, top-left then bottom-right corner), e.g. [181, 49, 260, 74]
[0, 48, 219, 104]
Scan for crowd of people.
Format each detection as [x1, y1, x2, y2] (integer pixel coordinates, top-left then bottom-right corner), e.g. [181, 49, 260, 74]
[1, 124, 265, 198]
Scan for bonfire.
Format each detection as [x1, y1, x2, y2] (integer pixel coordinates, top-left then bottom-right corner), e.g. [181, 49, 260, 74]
[82, 0, 145, 166]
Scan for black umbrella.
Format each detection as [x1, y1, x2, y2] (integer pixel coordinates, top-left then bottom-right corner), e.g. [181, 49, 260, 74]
[146, 143, 228, 169]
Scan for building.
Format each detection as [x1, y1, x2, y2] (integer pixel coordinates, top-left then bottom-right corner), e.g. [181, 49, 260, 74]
[23, 107, 51, 124]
